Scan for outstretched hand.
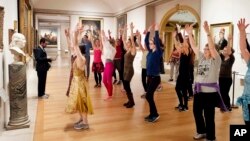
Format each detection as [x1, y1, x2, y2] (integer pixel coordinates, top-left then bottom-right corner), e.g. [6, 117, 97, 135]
[203, 21, 210, 34]
[237, 18, 249, 32]
[185, 24, 193, 35]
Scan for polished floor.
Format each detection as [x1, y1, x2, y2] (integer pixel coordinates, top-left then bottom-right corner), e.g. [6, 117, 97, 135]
[31, 50, 244, 141]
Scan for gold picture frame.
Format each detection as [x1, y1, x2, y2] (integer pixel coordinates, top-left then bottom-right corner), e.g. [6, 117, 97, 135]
[79, 17, 103, 39]
[210, 22, 233, 47]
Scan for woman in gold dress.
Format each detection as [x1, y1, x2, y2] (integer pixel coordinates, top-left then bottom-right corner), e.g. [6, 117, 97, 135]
[65, 24, 93, 130]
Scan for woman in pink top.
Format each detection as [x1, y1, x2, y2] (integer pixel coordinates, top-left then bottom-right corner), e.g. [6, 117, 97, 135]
[91, 34, 104, 88]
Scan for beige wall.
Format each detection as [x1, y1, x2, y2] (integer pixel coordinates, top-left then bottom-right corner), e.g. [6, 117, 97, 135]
[0, 0, 18, 132]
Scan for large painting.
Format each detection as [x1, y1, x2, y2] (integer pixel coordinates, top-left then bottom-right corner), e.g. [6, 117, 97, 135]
[79, 17, 103, 39]
[210, 22, 233, 50]
[39, 27, 58, 47]
[117, 14, 127, 38]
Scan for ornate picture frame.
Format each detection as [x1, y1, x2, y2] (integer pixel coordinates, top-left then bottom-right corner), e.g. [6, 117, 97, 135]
[39, 26, 58, 48]
[210, 22, 233, 47]
[79, 17, 103, 39]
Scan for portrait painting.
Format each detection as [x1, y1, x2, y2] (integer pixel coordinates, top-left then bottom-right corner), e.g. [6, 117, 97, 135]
[39, 27, 58, 47]
[79, 17, 103, 39]
[210, 22, 233, 50]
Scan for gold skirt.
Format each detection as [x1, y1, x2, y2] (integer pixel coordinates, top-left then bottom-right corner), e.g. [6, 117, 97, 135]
[65, 76, 93, 114]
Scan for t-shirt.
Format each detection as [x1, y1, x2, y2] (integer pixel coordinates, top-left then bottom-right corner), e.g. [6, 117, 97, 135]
[196, 52, 222, 92]
[219, 54, 235, 78]
[103, 40, 116, 61]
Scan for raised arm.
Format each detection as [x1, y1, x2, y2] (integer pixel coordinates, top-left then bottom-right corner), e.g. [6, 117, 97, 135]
[172, 31, 182, 53]
[238, 18, 250, 63]
[136, 30, 145, 51]
[65, 28, 74, 53]
[129, 22, 136, 55]
[145, 24, 153, 51]
[74, 24, 86, 65]
[154, 24, 161, 52]
[203, 21, 219, 58]
[122, 25, 128, 51]
[185, 24, 199, 55]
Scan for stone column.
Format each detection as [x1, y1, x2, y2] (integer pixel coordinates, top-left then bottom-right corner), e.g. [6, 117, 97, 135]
[6, 63, 30, 130]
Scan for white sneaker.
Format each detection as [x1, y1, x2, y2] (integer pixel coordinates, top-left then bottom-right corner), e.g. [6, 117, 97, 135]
[193, 133, 206, 140]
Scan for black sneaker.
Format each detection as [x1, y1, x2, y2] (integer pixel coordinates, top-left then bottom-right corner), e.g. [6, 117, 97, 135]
[179, 107, 188, 112]
[147, 115, 160, 123]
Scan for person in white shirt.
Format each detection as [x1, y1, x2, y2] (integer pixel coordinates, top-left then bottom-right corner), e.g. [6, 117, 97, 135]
[100, 30, 116, 100]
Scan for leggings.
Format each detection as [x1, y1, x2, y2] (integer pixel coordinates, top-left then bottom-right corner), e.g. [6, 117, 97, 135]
[94, 72, 102, 85]
[103, 62, 114, 96]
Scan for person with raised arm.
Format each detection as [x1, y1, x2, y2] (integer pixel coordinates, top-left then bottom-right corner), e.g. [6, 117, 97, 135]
[172, 24, 192, 112]
[101, 30, 116, 100]
[65, 29, 77, 97]
[137, 30, 148, 98]
[236, 18, 250, 126]
[144, 23, 162, 122]
[186, 21, 226, 141]
[219, 34, 235, 111]
[65, 23, 93, 130]
[89, 30, 104, 88]
[122, 22, 137, 108]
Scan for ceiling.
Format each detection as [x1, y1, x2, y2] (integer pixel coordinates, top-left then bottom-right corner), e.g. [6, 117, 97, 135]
[31, 0, 146, 14]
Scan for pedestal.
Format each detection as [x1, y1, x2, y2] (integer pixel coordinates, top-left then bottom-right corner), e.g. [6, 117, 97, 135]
[6, 63, 30, 130]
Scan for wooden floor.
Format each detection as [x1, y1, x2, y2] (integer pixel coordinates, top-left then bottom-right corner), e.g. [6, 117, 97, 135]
[33, 53, 244, 141]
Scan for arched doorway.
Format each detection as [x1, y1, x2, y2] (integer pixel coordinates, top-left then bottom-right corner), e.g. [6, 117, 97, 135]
[159, 4, 200, 62]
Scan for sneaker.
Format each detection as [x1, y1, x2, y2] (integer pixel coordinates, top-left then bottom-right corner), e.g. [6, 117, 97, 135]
[179, 107, 188, 112]
[168, 79, 173, 82]
[74, 123, 89, 130]
[156, 85, 163, 91]
[98, 83, 101, 87]
[193, 133, 206, 140]
[94, 84, 98, 88]
[147, 115, 160, 123]
[38, 94, 49, 99]
[123, 101, 129, 107]
[74, 119, 83, 126]
[113, 80, 117, 84]
[175, 105, 182, 110]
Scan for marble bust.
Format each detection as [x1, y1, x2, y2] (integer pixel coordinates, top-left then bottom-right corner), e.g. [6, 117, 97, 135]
[9, 33, 26, 63]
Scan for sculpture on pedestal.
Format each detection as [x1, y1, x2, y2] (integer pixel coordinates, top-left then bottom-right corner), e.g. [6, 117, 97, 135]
[7, 32, 30, 130]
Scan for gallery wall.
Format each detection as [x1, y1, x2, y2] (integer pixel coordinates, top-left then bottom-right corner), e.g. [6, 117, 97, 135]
[0, 0, 18, 132]
[201, 0, 250, 101]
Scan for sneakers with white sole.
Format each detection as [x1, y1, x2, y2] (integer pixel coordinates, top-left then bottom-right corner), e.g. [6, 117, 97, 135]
[193, 133, 206, 140]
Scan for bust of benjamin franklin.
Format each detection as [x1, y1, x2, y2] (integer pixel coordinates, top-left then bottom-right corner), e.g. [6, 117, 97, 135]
[9, 33, 26, 63]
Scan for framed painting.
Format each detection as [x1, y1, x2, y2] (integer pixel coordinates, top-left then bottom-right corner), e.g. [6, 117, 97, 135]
[117, 14, 127, 38]
[39, 27, 58, 47]
[210, 22, 233, 50]
[79, 17, 103, 39]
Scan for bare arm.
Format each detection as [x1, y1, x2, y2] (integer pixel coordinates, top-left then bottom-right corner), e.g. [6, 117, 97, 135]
[65, 28, 74, 53]
[74, 24, 86, 70]
[130, 22, 136, 55]
[185, 24, 199, 55]
[238, 18, 250, 63]
[122, 25, 128, 51]
[203, 21, 219, 59]
[136, 30, 145, 51]
[172, 31, 182, 53]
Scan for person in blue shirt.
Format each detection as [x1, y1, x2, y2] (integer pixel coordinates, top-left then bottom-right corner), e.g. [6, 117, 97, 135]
[144, 23, 162, 123]
[237, 18, 250, 126]
[82, 35, 92, 80]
